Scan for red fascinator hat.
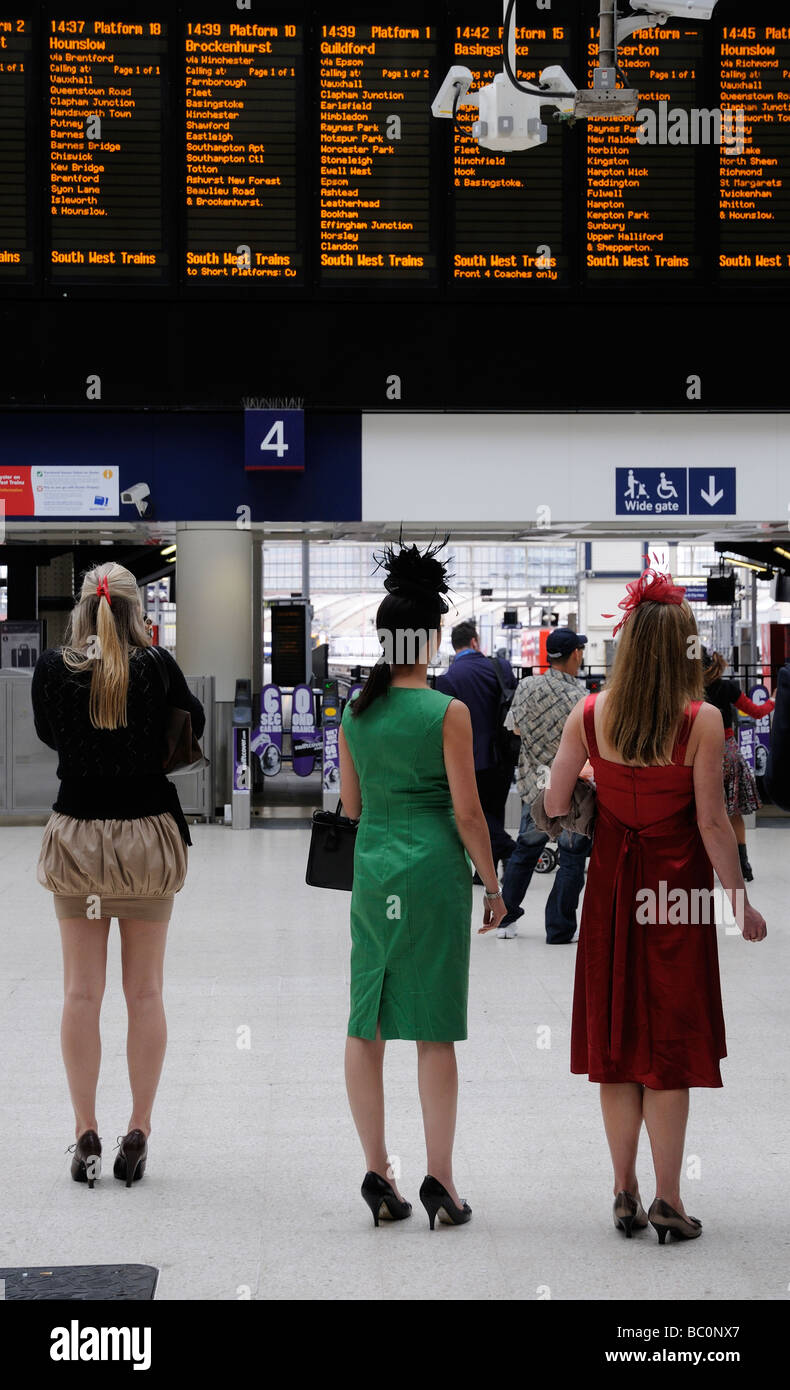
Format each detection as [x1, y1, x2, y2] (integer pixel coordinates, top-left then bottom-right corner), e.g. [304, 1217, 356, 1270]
[603, 558, 686, 638]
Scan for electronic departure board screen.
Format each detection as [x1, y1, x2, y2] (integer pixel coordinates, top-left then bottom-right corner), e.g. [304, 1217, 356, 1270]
[318, 21, 436, 283]
[184, 19, 303, 283]
[0, 2, 788, 297]
[452, 10, 571, 284]
[586, 23, 703, 279]
[0, 17, 32, 281]
[48, 17, 167, 281]
[719, 23, 790, 278]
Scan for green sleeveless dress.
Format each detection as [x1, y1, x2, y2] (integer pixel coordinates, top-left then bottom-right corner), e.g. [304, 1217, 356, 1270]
[341, 686, 473, 1042]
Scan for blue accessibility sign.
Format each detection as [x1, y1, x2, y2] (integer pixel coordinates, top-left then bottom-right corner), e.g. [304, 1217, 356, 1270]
[615, 468, 687, 516]
[688, 468, 736, 515]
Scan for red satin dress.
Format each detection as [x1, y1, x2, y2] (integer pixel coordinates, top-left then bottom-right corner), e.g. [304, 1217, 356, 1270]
[571, 694, 727, 1089]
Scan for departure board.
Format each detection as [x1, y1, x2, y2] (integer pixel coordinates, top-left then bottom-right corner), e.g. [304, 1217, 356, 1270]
[49, 18, 166, 280]
[0, 17, 31, 281]
[586, 24, 702, 279]
[184, 20, 303, 283]
[452, 16, 570, 284]
[719, 24, 790, 278]
[318, 22, 436, 282]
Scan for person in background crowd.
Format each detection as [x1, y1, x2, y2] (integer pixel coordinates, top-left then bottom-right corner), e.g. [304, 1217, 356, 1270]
[766, 658, 790, 811]
[339, 539, 506, 1231]
[702, 649, 774, 882]
[539, 570, 766, 1244]
[32, 562, 205, 1190]
[435, 620, 516, 880]
[496, 628, 590, 943]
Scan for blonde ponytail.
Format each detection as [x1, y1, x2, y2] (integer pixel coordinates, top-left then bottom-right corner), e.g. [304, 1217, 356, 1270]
[62, 562, 151, 729]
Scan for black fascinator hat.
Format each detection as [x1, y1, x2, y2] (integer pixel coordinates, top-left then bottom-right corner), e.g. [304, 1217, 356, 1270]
[373, 528, 454, 612]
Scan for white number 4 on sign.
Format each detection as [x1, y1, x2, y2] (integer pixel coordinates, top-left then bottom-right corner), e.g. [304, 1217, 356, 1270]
[260, 421, 289, 459]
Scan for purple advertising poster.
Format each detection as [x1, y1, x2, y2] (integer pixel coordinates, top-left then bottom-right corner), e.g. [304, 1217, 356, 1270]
[737, 718, 755, 771]
[750, 684, 772, 780]
[291, 683, 319, 777]
[233, 727, 251, 792]
[252, 684, 283, 777]
[322, 724, 340, 794]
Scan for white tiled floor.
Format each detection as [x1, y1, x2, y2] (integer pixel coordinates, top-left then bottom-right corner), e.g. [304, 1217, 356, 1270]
[1, 822, 788, 1301]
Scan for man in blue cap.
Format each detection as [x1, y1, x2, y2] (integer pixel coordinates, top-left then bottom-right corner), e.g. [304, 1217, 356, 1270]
[497, 627, 590, 943]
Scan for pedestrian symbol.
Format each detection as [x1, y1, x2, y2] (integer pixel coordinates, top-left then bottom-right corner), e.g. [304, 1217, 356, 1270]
[616, 468, 687, 516]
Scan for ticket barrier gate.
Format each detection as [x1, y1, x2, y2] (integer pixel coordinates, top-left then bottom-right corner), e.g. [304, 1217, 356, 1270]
[231, 678, 252, 830]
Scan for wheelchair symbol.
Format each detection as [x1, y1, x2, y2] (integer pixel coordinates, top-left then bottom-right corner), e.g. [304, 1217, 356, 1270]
[656, 472, 678, 502]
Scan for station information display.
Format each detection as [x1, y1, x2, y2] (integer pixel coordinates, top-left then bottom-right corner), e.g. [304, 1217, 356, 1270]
[318, 21, 436, 282]
[719, 23, 790, 277]
[184, 19, 303, 283]
[452, 18, 570, 284]
[585, 23, 703, 279]
[1, 4, 788, 293]
[0, 17, 31, 281]
[48, 18, 167, 280]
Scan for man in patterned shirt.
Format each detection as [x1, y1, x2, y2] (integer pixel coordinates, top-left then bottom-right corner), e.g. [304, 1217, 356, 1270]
[497, 629, 590, 943]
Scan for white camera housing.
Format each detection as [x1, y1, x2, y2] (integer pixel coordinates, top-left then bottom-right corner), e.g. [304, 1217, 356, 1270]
[431, 65, 475, 119]
[630, 1, 718, 20]
[474, 74, 547, 153]
[121, 482, 150, 515]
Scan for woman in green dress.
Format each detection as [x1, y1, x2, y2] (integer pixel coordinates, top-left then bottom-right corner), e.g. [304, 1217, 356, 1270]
[339, 536, 507, 1229]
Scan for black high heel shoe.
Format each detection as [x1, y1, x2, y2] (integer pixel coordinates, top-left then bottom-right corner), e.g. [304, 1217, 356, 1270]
[360, 1172, 412, 1226]
[648, 1198, 702, 1243]
[67, 1130, 102, 1188]
[113, 1130, 148, 1187]
[738, 843, 754, 883]
[613, 1190, 649, 1237]
[419, 1175, 472, 1230]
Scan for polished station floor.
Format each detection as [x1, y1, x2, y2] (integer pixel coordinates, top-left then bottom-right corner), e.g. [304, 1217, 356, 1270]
[1, 823, 787, 1302]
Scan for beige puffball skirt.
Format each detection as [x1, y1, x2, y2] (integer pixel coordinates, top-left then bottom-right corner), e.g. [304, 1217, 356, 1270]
[37, 812, 188, 922]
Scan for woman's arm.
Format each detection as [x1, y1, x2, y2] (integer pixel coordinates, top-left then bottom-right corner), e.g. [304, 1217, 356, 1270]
[31, 652, 58, 749]
[734, 692, 774, 720]
[442, 700, 506, 931]
[338, 724, 362, 820]
[543, 700, 588, 817]
[158, 648, 206, 739]
[692, 704, 766, 940]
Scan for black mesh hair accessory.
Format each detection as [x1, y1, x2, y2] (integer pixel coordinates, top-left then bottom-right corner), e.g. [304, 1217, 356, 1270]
[373, 528, 454, 613]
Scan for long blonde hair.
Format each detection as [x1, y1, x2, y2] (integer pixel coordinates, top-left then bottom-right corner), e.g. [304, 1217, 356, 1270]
[603, 599, 704, 765]
[62, 562, 151, 729]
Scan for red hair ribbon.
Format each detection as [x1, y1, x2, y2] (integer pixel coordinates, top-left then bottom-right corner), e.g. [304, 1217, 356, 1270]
[603, 556, 686, 638]
[96, 575, 112, 606]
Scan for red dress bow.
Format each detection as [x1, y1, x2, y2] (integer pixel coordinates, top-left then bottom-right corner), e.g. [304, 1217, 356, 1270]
[96, 576, 112, 605]
[603, 562, 686, 637]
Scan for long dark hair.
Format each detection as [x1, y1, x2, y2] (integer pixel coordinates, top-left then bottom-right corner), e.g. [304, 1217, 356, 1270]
[351, 533, 452, 717]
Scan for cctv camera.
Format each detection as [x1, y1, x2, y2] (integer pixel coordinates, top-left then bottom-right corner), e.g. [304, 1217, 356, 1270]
[630, 1, 719, 20]
[121, 482, 150, 516]
[432, 65, 475, 119]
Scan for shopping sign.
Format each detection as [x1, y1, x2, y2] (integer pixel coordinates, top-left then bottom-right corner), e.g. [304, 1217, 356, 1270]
[244, 410, 305, 471]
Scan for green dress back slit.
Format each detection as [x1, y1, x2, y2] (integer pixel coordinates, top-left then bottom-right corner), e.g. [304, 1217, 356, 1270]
[341, 686, 473, 1041]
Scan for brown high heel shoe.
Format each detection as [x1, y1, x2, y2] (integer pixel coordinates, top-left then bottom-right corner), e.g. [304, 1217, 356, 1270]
[613, 1190, 649, 1237]
[113, 1130, 148, 1187]
[67, 1130, 102, 1188]
[648, 1197, 702, 1243]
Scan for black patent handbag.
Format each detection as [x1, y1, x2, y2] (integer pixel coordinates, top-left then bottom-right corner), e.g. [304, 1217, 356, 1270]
[305, 799, 359, 891]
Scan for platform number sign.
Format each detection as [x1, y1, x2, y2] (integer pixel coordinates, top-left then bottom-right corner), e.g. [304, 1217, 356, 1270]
[244, 409, 305, 472]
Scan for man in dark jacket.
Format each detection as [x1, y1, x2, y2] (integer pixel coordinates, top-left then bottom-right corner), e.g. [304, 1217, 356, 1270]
[435, 621, 516, 874]
[766, 660, 790, 811]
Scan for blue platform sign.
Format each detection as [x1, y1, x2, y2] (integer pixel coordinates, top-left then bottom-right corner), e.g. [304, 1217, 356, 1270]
[615, 468, 687, 517]
[244, 409, 305, 472]
[688, 468, 736, 515]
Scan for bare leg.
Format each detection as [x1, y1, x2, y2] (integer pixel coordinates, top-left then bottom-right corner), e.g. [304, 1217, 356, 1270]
[119, 919, 169, 1138]
[417, 1040, 462, 1207]
[599, 1082, 645, 1201]
[730, 812, 745, 845]
[59, 917, 111, 1139]
[642, 1087, 691, 1215]
[344, 1024, 405, 1199]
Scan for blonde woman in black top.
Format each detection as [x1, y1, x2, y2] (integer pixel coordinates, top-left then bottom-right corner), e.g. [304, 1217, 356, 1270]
[32, 562, 205, 1188]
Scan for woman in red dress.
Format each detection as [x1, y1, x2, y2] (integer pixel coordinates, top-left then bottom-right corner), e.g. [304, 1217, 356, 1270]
[546, 569, 767, 1244]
